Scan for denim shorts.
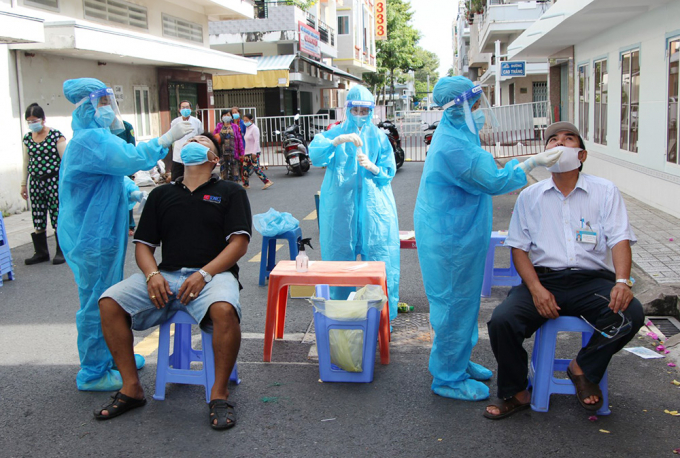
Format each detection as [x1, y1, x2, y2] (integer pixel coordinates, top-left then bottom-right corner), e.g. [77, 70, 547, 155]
[100, 268, 241, 333]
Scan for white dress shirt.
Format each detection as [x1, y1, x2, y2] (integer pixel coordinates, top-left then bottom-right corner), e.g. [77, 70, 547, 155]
[171, 116, 203, 163]
[506, 173, 636, 272]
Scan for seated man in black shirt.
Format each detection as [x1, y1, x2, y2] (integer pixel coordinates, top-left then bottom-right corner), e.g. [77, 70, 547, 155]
[94, 132, 251, 430]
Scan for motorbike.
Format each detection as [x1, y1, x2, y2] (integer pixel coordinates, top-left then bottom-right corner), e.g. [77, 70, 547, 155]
[274, 113, 311, 176]
[377, 120, 405, 170]
[422, 120, 439, 155]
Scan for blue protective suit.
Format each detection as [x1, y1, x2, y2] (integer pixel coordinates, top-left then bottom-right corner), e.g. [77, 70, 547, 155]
[309, 86, 400, 320]
[413, 76, 528, 401]
[58, 78, 167, 391]
[123, 176, 140, 211]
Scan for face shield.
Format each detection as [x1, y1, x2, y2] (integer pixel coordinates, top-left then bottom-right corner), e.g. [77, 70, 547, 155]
[441, 85, 498, 135]
[346, 99, 375, 130]
[77, 87, 124, 135]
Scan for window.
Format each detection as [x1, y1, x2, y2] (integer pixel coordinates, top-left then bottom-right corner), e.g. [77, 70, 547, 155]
[162, 14, 203, 43]
[337, 16, 349, 35]
[578, 64, 590, 140]
[667, 39, 680, 164]
[134, 86, 151, 139]
[594, 59, 608, 145]
[83, 0, 148, 30]
[620, 50, 639, 152]
[24, 0, 58, 11]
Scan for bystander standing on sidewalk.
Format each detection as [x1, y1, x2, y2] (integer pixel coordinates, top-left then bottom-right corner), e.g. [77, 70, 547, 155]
[241, 113, 273, 190]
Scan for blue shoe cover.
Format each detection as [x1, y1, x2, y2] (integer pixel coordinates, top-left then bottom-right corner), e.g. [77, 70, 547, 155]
[432, 379, 490, 401]
[134, 354, 146, 370]
[467, 361, 493, 381]
[77, 369, 123, 392]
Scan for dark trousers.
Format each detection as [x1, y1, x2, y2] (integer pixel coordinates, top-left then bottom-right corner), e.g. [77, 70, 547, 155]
[487, 269, 644, 399]
[171, 161, 184, 181]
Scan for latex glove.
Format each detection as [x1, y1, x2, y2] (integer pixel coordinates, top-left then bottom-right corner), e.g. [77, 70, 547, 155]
[357, 152, 379, 175]
[159, 121, 193, 148]
[130, 190, 147, 203]
[332, 133, 363, 147]
[515, 148, 563, 172]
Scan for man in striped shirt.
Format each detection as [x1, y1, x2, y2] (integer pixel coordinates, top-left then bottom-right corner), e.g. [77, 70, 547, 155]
[484, 122, 644, 420]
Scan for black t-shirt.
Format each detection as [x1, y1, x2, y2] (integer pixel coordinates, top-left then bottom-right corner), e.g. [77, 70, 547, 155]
[133, 175, 252, 279]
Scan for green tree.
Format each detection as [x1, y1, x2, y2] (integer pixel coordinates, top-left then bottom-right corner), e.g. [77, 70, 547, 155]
[446, 66, 456, 77]
[413, 47, 440, 102]
[363, 0, 421, 105]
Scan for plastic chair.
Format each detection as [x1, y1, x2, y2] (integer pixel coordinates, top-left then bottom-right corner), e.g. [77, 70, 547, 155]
[259, 226, 302, 286]
[481, 231, 521, 297]
[0, 214, 15, 287]
[528, 316, 610, 415]
[312, 284, 380, 383]
[154, 310, 240, 403]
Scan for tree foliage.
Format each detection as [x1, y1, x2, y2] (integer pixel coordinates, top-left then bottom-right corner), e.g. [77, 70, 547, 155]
[362, 0, 422, 103]
[413, 47, 440, 98]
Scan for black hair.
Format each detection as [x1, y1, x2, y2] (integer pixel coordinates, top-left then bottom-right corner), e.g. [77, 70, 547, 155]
[201, 131, 222, 159]
[179, 100, 192, 109]
[243, 112, 254, 121]
[25, 103, 45, 120]
[220, 109, 230, 117]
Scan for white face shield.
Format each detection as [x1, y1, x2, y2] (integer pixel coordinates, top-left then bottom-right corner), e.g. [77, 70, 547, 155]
[77, 87, 124, 134]
[441, 85, 499, 135]
[345, 99, 375, 130]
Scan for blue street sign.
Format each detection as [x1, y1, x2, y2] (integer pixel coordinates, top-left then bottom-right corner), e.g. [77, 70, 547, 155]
[501, 61, 526, 77]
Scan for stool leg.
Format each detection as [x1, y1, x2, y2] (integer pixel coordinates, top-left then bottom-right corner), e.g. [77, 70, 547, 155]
[266, 238, 277, 273]
[230, 363, 241, 385]
[259, 237, 270, 286]
[153, 321, 172, 401]
[530, 324, 558, 412]
[171, 323, 192, 369]
[481, 243, 495, 297]
[201, 330, 215, 404]
[597, 371, 611, 416]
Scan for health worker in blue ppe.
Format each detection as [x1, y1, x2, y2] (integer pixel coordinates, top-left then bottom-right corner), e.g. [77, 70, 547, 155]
[413, 76, 562, 401]
[309, 86, 400, 321]
[58, 78, 193, 391]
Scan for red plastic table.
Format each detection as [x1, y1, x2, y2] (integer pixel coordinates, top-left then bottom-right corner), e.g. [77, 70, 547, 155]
[263, 260, 391, 364]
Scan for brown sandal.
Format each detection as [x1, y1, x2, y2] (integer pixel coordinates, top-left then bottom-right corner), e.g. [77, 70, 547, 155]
[567, 367, 603, 411]
[483, 396, 531, 420]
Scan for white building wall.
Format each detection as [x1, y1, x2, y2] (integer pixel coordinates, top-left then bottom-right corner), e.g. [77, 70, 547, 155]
[573, 1, 680, 218]
[0, 45, 25, 215]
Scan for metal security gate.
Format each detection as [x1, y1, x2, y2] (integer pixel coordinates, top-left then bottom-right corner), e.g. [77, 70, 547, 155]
[257, 114, 329, 167]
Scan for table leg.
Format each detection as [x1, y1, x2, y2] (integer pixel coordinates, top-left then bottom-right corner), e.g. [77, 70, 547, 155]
[275, 285, 289, 339]
[378, 279, 390, 364]
[263, 278, 281, 362]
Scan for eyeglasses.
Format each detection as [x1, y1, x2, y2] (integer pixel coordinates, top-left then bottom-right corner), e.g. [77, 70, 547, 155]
[580, 294, 633, 348]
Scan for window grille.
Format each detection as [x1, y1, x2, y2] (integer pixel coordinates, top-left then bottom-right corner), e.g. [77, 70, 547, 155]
[162, 14, 203, 43]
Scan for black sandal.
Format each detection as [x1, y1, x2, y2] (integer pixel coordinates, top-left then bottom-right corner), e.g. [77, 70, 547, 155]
[567, 367, 603, 411]
[209, 399, 236, 430]
[483, 396, 531, 420]
[94, 391, 147, 420]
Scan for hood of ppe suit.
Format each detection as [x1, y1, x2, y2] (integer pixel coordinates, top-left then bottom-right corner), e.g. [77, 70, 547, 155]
[344, 86, 375, 131]
[64, 78, 106, 131]
[434, 76, 481, 146]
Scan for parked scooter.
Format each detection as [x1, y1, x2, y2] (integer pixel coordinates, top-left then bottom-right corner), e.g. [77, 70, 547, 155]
[274, 113, 311, 176]
[422, 120, 439, 155]
[378, 120, 405, 170]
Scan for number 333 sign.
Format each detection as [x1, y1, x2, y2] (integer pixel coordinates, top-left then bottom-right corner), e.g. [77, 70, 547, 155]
[375, 0, 387, 41]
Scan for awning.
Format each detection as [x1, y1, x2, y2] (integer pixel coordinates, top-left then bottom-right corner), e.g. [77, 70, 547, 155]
[10, 19, 256, 76]
[0, 6, 44, 44]
[299, 55, 364, 83]
[213, 54, 296, 90]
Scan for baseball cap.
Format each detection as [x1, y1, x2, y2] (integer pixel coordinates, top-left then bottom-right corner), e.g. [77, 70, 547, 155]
[543, 121, 583, 146]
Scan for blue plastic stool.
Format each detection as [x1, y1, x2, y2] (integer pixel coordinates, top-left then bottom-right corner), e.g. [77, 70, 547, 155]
[481, 231, 521, 297]
[313, 284, 380, 383]
[528, 316, 610, 415]
[154, 310, 240, 403]
[0, 214, 15, 287]
[259, 226, 302, 286]
[314, 191, 320, 231]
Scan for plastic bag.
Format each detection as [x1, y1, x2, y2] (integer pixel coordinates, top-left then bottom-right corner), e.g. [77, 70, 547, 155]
[253, 208, 299, 236]
[311, 286, 386, 372]
[133, 170, 154, 187]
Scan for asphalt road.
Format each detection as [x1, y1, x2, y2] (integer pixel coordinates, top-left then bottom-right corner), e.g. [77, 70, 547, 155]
[1, 161, 678, 457]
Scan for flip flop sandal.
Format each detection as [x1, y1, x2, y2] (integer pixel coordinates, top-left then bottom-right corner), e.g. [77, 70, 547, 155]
[567, 367, 603, 412]
[94, 391, 147, 420]
[483, 396, 531, 420]
[209, 399, 236, 431]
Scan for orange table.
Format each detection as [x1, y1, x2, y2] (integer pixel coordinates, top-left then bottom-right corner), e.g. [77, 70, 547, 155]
[263, 260, 391, 364]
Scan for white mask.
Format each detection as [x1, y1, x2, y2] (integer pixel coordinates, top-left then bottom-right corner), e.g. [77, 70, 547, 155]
[546, 146, 583, 173]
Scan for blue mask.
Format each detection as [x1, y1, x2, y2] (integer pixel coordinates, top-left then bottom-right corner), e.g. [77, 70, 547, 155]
[28, 121, 43, 133]
[244, 121, 252, 127]
[95, 105, 116, 129]
[181, 142, 210, 166]
[233, 113, 240, 120]
[180, 108, 191, 118]
[472, 110, 486, 131]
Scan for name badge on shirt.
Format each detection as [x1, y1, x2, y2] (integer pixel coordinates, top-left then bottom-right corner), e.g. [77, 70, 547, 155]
[576, 230, 597, 244]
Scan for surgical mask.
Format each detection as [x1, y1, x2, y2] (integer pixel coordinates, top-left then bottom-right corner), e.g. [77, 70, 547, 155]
[94, 105, 117, 129]
[233, 113, 240, 120]
[244, 121, 252, 127]
[28, 121, 43, 133]
[181, 142, 211, 166]
[180, 108, 191, 118]
[353, 115, 370, 128]
[222, 115, 232, 123]
[546, 146, 582, 173]
[472, 110, 486, 131]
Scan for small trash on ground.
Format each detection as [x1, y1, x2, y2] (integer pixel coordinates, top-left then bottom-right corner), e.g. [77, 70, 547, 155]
[261, 397, 279, 403]
[320, 418, 336, 422]
[588, 416, 598, 422]
[647, 332, 659, 340]
[664, 409, 680, 416]
[624, 347, 665, 359]
[672, 380, 680, 386]
[599, 429, 610, 434]
[669, 363, 677, 367]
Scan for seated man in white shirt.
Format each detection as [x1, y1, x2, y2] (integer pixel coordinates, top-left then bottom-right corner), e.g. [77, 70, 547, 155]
[484, 122, 644, 420]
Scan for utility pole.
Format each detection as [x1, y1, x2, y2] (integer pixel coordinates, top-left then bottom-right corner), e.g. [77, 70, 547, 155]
[495, 39, 501, 107]
[427, 74, 430, 111]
